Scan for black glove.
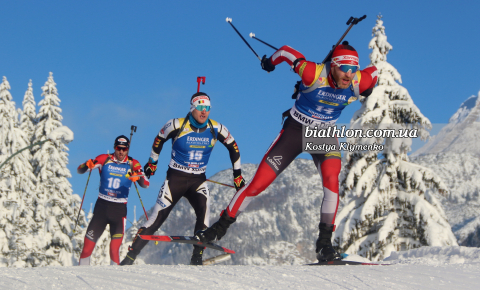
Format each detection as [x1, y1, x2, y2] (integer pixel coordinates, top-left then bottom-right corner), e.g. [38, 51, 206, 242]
[233, 169, 246, 192]
[261, 55, 275, 72]
[144, 161, 157, 178]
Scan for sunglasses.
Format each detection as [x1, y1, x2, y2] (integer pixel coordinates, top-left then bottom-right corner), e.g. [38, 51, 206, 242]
[195, 105, 211, 112]
[115, 146, 129, 152]
[332, 59, 359, 74]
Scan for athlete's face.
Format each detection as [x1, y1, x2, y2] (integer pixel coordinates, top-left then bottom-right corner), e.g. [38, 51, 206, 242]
[192, 107, 210, 124]
[331, 66, 355, 89]
[114, 146, 128, 161]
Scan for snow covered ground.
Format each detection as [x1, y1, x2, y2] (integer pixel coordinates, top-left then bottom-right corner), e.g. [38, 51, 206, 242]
[1, 246, 479, 289]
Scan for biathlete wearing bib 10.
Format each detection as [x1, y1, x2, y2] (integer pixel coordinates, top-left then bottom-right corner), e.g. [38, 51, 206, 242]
[196, 43, 378, 263]
[121, 92, 244, 266]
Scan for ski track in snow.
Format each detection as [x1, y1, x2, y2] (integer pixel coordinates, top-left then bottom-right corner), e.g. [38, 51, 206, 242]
[0, 263, 479, 289]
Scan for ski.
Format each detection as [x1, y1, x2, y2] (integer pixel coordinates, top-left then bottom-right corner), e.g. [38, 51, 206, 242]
[139, 235, 235, 254]
[306, 260, 388, 266]
[203, 253, 231, 266]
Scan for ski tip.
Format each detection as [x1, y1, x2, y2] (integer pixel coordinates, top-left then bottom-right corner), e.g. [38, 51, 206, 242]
[223, 248, 235, 254]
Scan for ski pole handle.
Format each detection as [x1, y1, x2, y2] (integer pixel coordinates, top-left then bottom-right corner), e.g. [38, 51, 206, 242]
[226, 17, 261, 61]
[249, 33, 279, 51]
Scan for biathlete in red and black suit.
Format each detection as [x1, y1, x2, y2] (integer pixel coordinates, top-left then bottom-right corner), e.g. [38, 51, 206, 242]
[77, 135, 149, 265]
[197, 42, 378, 262]
[120, 92, 244, 266]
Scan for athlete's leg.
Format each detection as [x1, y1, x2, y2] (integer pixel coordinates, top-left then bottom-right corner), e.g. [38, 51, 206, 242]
[226, 117, 304, 218]
[311, 150, 341, 226]
[107, 203, 127, 265]
[311, 143, 342, 262]
[184, 177, 209, 265]
[197, 118, 304, 243]
[79, 199, 109, 265]
[185, 179, 210, 232]
[128, 176, 183, 255]
[122, 169, 188, 266]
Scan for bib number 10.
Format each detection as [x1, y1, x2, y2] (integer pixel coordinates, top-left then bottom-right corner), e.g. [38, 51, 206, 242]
[107, 177, 121, 189]
[188, 150, 203, 161]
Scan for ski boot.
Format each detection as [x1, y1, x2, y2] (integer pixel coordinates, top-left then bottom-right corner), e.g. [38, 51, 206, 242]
[196, 211, 236, 243]
[316, 223, 341, 262]
[120, 247, 138, 266]
[190, 246, 204, 266]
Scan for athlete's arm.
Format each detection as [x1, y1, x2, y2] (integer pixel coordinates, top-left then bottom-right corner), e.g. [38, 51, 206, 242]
[148, 119, 181, 163]
[217, 124, 245, 190]
[270, 45, 323, 87]
[77, 154, 107, 174]
[131, 159, 150, 188]
[358, 66, 378, 97]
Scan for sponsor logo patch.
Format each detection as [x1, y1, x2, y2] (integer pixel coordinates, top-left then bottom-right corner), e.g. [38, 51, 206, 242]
[319, 100, 339, 106]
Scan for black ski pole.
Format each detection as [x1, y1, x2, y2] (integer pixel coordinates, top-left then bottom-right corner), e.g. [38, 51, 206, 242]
[73, 169, 91, 233]
[226, 17, 261, 61]
[129, 125, 149, 221]
[320, 15, 366, 64]
[249, 33, 279, 51]
[129, 125, 137, 144]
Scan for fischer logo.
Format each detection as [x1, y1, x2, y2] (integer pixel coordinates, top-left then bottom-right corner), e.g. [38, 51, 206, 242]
[86, 230, 94, 239]
[117, 138, 127, 143]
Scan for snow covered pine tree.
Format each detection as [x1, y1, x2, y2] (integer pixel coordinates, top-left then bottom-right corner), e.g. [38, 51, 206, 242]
[335, 15, 457, 261]
[0, 77, 39, 267]
[30, 72, 85, 266]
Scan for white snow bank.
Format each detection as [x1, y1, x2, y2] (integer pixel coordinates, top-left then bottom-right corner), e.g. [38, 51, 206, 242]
[0, 261, 479, 290]
[385, 246, 480, 265]
[47, 126, 74, 144]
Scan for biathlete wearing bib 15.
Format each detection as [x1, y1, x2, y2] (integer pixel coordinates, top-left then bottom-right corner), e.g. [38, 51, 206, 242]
[77, 135, 149, 266]
[121, 92, 244, 266]
[197, 42, 378, 263]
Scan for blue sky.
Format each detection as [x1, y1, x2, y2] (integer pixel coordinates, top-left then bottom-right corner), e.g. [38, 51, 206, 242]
[2, 0, 479, 223]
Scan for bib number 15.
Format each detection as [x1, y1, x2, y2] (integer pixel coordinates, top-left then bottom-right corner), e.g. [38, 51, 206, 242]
[188, 150, 203, 161]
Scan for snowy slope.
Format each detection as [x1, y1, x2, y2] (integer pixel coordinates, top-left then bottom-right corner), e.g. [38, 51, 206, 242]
[412, 92, 480, 156]
[411, 90, 480, 246]
[0, 246, 479, 289]
[125, 159, 336, 266]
